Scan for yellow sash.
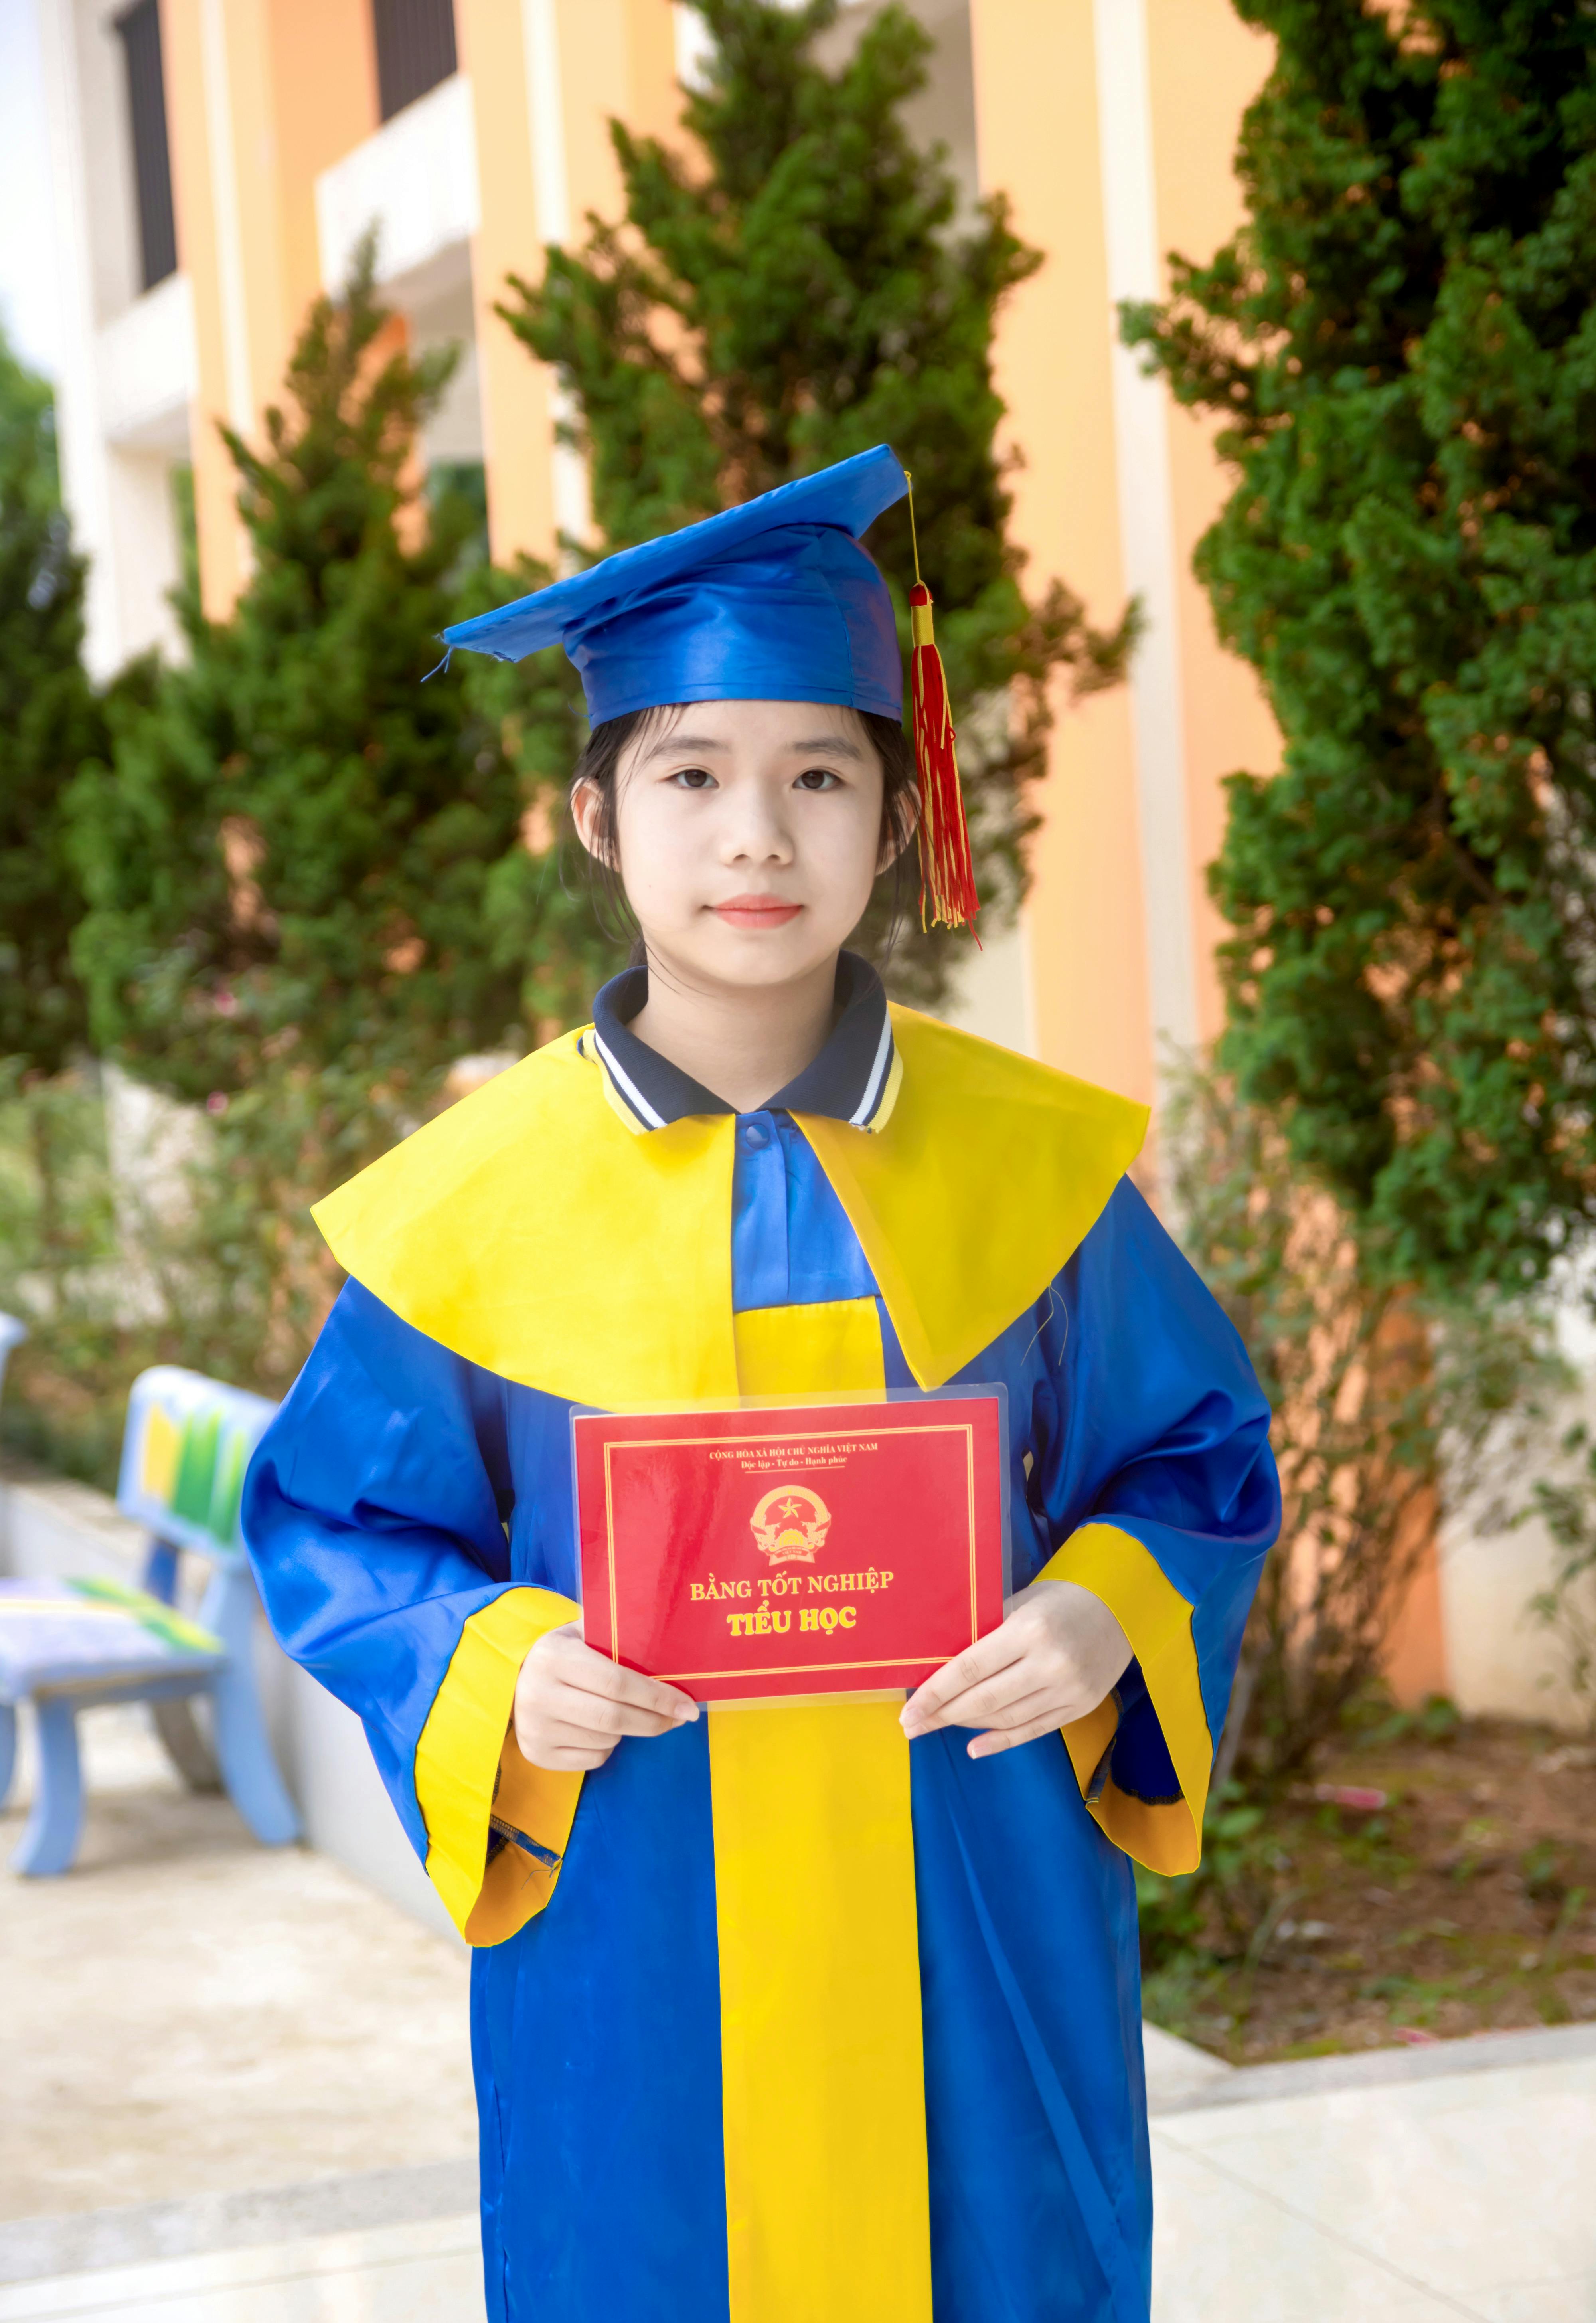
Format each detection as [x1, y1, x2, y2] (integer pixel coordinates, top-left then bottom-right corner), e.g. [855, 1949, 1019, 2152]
[711, 1298, 931, 2323]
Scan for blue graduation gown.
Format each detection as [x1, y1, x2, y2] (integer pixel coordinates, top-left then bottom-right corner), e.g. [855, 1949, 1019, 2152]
[243, 996, 1278, 2323]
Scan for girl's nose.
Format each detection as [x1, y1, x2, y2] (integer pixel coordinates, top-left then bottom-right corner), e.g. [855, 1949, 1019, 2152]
[722, 790, 794, 863]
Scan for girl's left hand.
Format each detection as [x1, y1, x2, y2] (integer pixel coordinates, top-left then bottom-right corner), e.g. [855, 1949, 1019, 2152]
[899, 1579, 1133, 1759]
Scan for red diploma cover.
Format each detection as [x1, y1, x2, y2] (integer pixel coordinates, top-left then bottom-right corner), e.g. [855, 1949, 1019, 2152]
[573, 1394, 1007, 1702]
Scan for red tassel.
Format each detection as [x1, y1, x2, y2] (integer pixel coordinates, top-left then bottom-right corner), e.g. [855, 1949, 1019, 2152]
[909, 580, 979, 933]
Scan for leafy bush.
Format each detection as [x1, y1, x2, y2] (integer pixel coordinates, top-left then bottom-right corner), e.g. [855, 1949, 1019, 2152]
[67, 239, 613, 1111]
[0, 326, 117, 1074]
[1167, 1057, 1571, 1785]
[1124, 1, 1596, 1295]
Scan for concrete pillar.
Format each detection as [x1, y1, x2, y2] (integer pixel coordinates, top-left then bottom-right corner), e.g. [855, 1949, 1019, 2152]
[453, 0, 562, 565]
[458, 0, 678, 567]
[968, 0, 1152, 1101]
[1140, 0, 1279, 1051]
[161, 0, 377, 621]
[36, 0, 169, 679]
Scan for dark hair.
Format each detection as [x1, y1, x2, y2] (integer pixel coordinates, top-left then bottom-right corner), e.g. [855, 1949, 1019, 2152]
[569, 702, 920, 951]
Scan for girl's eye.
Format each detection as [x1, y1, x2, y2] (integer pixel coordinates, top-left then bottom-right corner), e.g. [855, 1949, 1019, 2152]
[669, 766, 717, 790]
[795, 767, 841, 791]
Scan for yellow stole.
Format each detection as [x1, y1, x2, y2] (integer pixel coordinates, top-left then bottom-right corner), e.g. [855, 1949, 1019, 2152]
[313, 1005, 1147, 1404]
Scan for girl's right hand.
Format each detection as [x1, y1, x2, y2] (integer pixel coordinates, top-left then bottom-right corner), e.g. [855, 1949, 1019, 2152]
[513, 1622, 699, 1771]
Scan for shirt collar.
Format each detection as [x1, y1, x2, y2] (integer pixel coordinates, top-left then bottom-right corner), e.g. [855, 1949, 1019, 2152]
[582, 950, 901, 1136]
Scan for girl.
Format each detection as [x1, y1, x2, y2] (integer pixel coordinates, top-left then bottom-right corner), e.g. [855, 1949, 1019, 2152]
[243, 445, 1279, 2323]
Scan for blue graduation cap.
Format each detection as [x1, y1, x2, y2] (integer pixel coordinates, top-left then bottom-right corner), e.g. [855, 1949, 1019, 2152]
[441, 444, 909, 726]
[441, 441, 979, 931]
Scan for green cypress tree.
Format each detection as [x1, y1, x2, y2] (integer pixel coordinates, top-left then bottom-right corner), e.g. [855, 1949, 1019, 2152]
[68, 241, 600, 1111]
[499, 0, 1130, 992]
[0, 328, 103, 1073]
[1124, 1, 1596, 1294]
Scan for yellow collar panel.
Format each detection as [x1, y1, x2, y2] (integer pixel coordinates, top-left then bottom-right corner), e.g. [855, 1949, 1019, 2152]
[312, 1010, 1148, 1402]
[802, 1008, 1148, 1386]
[314, 1032, 740, 1408]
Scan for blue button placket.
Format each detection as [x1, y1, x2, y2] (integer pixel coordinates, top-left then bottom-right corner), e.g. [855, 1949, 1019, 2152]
[731, 1113, 791, 1312]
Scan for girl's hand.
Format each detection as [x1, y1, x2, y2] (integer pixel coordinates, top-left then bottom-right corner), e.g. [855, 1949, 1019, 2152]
[899, 1580, 1132, 1760]
[514, 1623, 699, 1771]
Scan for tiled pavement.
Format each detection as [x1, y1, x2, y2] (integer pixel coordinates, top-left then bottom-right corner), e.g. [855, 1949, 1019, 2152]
[3, 1706, 1591, 2320]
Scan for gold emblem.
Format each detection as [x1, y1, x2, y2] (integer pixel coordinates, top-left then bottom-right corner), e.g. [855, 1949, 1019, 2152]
[749, 1482, 832, 1566]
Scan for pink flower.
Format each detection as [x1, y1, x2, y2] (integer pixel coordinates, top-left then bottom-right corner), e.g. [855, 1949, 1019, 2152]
[1315, 1784, 1388, 1813]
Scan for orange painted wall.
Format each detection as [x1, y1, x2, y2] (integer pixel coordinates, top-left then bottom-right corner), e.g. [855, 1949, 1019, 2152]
[969, 0, 1281, 1096]
[456, 0, 679, 565]
[558, 0, 634, 226]
[967, 0, 1152, 1105]
[264, 0, 379, 364]
[1144, 0, 1279, 1048]
[161, 0, 245, 615]
[163, 0, 376, 620]
[622, 0, 685, 151]
[455, 0, 559, 565]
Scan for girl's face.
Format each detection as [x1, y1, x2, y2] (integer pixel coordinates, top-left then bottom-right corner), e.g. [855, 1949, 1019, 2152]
[575, 698, 895, 992]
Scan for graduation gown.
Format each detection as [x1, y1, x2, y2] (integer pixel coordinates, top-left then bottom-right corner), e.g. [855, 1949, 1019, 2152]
[242, 960, 1279, 2323]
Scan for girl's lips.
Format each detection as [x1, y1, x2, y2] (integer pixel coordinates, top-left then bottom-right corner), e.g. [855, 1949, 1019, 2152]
[712, 898, 804, 928]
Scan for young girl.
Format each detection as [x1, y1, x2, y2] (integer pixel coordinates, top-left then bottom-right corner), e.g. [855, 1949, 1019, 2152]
[243, 446, 1279, 2323]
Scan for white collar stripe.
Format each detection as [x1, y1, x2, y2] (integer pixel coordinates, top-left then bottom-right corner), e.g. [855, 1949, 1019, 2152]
[591, 1028, 669, 1130]
[849, 1010, 896, 1128]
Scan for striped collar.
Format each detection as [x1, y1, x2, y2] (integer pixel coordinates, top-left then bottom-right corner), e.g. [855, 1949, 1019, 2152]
[580, 951, 901, 1136]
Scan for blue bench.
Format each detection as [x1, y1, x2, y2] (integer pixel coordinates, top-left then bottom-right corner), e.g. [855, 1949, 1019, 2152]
[0, 1359, 300, 1875]
[0, 1315, 24, 1400]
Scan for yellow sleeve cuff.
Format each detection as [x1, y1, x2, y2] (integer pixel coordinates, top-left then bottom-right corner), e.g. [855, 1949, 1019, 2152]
[1039, 1521, 1213, 1876]
[413, 1586, 584, 1945]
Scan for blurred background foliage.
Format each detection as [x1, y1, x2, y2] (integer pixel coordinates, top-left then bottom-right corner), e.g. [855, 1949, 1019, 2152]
[1124, 0, 1596, 1301]
[1, 0, 1112, 1479]
[1164, 1055, 1574, 1790]
[67, 241, 539, 1103]
[0, 328, 154, 1077]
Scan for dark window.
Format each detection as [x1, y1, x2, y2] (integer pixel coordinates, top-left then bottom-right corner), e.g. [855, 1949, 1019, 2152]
[372, 0, 458, 123]
[115, 0, 177, 292]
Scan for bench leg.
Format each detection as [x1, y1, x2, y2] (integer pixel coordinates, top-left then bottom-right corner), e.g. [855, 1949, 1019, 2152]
[12, 1698, 84, 1877]
[0, 1704, 15, 1809]
[150, 1698, 223, 1793]
[210, 1669, 300, 1847]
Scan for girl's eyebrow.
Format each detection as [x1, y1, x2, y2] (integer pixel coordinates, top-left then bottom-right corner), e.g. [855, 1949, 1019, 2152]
[638, 732, 731, 761]
[785, 734, 865, 760]
[639, 731, 865, 763]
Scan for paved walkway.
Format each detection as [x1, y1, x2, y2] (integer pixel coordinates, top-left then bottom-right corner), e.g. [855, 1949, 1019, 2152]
[0, 1708, 475, 2224]
[3, 1706, 1592, 2319]
[1150, 2024, 1594, 2321]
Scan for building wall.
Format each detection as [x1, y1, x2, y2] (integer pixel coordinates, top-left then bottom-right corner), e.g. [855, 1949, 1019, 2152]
[161, 0, 380, 620]
[966, 0, 1278, 1105]
[37, 0, 194, 675]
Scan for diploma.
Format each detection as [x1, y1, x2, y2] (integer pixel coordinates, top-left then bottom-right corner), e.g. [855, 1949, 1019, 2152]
[572, 1393, 1007, 1702]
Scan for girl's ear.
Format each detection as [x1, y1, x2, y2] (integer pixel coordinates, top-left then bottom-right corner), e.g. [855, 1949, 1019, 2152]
[878, 785, 920, 876]
[571, 776, 612, 866]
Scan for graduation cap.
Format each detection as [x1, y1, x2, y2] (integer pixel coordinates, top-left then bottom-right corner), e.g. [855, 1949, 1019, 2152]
[441, 444, 977, 931]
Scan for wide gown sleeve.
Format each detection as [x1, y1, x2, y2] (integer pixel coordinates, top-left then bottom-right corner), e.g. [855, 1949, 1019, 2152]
[1024, 1178, 1281, 1874]
[241, 1277, 582, 1942]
